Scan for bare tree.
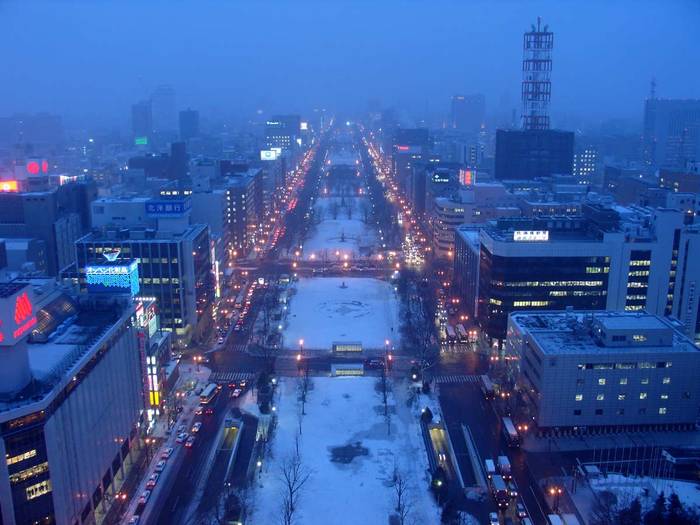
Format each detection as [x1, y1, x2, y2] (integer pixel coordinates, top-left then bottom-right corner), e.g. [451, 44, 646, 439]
[393, 467, 411, 525]
[279, 444, 311, 525]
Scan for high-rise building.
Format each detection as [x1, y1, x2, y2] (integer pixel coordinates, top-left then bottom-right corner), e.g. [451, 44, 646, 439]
[179, 108, 200, 142]
[0, 182, 97, 276]
[151, 85, 177, 135]
[75, 222, 213, 347]
[131, 100, 153, 145]
[494, 129, 574, 180]
[0, 281, 153, 525]
[450, 94, 485, 134]
[643, 94, 700, 170]
[454, 205, 700, 343]
[573, 146, 598, 182]
[265, 115, 301, 152]
[521, 18, 553, 131]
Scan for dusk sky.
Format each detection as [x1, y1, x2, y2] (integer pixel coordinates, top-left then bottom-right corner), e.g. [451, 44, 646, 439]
[2, 0, 699, 128]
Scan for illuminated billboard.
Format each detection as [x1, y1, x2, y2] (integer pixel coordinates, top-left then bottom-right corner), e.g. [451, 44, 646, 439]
[86, 260, 140, 296]
[260, 149, 280, 161]
[146, 198, 191, 217]
[135, 136, 149, 146]
[300, 121, 308, 131]
[0, 180, 19, 192]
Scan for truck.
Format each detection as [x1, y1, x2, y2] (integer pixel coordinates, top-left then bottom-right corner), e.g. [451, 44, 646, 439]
[484, 458, 496, 479]
[502, 417, 521, 447]
[497, 455, 512, 480]
[490, 475, 510, 509]
[480, 375, 496, 399]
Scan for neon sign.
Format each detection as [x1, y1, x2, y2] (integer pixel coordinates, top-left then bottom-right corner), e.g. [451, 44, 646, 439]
[86, 261, 140, 296]
[0, 180, 19, 192]
[14, 293, 33, 325]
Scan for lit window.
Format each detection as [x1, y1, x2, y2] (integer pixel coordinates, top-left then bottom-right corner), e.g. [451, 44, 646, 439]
[575, 394, 583, 402]
[660, 394, 669, 400]
[618, 394, 626, 401]
[596, 394, 605, 401]
[620, 378, 628, 385]
[640, 392, 647, 400]
[598, 378, 606, 386]
[663, 377, 671, 384]
[659, 407, 667, 415]
[641, 378, 649, 385]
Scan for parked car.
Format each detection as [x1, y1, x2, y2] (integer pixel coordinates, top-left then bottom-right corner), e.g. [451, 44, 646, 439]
[232, 388, 242, 398]
[217, 337, 225, 344]
[146, 473, 159, 489]
[137, 491, 151, 505]
[175, 433, 188, 444]
[191, 422, 202, 433]
[154, 460, 166, 473]
[128, 516, 140, 525]
[185, 436, 196, 448]
[194, 406, 203, 415]
[517, 502, 528, 518]
[508, 480, 518, 498]
[160, 447, 174, 459]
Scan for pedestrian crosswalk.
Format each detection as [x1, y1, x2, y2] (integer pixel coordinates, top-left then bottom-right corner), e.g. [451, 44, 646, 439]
[434, 374, 480, 384]
[210, 371, 255, 384]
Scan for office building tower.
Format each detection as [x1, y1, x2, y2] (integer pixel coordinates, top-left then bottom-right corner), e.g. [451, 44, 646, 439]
[0, 280, 153, 525]
[0, 182, 97, 276]
[179, 108, 200, 142]
[75, 221, 213, 347]
[151, 85, 177, 135]
[643, 94, 700, 170]
[450, 94, 485, 134]
[131, 100, 153, 145]
[265, 115, 301, 152]
[454, 205, 700, 343]
[507, 311, 700, 432]
[573, 146, 598, 182]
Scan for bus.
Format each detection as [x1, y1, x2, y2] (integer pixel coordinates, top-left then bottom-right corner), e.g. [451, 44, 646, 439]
[480, 375, 496, 400]
[445, 325, 457, 343]
[490, 475, 510, 509]
[502, 417, 521, 447]
[200, 383, 220, 405]
[455, 324, 469, 343]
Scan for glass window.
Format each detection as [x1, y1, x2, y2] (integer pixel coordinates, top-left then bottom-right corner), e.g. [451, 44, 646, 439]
[663, 377, 671, 384]
[618, 394, 626, 401]
[575, 394, 583, 402]
[639, 392, 647, 400]
[598, 378, 606, 386]
[596, 394, 605, 401]
[620, 378, 628, 385]
[659, 407, 667, 415]
[641, 378, 649, 385]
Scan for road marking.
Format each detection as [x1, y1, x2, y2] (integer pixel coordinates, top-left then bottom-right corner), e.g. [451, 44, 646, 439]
[210, 372, 254, 384]
[434, 374, 480, 384]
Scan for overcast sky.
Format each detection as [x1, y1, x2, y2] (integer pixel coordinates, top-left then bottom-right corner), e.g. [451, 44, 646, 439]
[1, 0, 698, 128]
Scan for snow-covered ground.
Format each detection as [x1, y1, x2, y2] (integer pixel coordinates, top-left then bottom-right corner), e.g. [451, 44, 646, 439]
[591, 473, 700, 511]
[248, 377, 440, 525]
[302, 196, 376, 260]
[283, 277, 399, 350]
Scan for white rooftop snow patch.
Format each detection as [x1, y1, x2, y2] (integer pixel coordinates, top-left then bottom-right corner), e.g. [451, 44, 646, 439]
[283, 277, 399, 350]
[248, 377, 440, 525]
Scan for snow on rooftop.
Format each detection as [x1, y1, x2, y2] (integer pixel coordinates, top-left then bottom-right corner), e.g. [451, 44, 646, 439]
[283, 277, 399, 350]
[248, 377, 439, 525]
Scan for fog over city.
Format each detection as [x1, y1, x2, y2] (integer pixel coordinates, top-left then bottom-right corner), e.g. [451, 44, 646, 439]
[2, 1, 699, 128]
[2, 2, 700, 525]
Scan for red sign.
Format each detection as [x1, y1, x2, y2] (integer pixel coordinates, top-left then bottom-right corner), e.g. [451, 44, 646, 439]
[26, 161, 40, 175]
[0, 180, 19, 192]
[14, 292, 33, 325]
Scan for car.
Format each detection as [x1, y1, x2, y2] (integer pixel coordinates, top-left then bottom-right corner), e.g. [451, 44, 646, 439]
[507, 480, 518, 498]
[177, 424, 186, 433]
[185, 436, 196, 448]
[364, 358, 384, 369]
[160, 447, 174, 459]
[516, 502, 528, 519]
[154, 460, 166, 473]
[232, 388, 242, 398]
[234, 325, 241, 331]
[194, 406, 203, 415]
[128, 516, 140, 525]
[204, 407, 214, 415]
[228, 382, 237, 389]
[217, 337, 225, 344]
[191, 422, 202, 433]
[175, 432, 188, 444]
[138, 490, 151, 505]
[489, 512, 499, 525]
[146, 473, 159, 489]
[239, 380, 247, 389]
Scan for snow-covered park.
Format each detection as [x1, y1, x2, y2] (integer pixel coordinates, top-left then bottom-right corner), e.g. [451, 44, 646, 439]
[247, 377, 440, 525]
[302, 196, 377, 260]
[282, 277, 400, 350]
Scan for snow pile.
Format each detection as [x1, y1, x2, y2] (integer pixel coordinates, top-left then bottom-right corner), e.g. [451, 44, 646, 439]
[248, 377, 440, 525]
[283, 277, 399, 350]
[591, 473, 700, 511]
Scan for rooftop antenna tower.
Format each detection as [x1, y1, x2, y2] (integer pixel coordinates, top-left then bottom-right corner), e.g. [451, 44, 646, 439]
[521, 17, 554, 130]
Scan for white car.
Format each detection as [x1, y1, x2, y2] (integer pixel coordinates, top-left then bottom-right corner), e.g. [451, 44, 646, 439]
[154, 460, 166, 473]
[191, 422, 202, 433]
[217, 337, 225, 344]
[160, 447, 174, 459]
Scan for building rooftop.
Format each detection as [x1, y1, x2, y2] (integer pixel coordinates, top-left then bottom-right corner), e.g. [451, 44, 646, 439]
[79, 222, 206, 243]
[510, 311, 699, 356]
